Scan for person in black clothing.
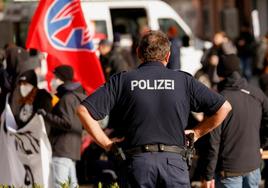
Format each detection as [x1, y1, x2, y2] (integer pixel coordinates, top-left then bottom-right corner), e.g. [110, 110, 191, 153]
[9, 69, 52, 130]
[200, 32, 237, 90]
[39, 65, 87, 188]
[204, 54, 268, 188]
[0, 45, 32, 115]
[98, 39, 129, 81]
[77, 30, 231, 188]
[258, 52, 268, 188]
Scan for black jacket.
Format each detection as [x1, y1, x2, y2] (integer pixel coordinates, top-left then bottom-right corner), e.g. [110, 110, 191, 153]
[9, 85, 52, 129]
[45, 82, 87, 161]
[204, 72, 268, 180]
[100, 48, 129, 80]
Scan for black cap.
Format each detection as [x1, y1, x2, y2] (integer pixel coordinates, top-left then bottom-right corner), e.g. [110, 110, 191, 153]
[19, 69, 37, 87]
[54, 65, 74, 82]
[217, 54, 241, 77]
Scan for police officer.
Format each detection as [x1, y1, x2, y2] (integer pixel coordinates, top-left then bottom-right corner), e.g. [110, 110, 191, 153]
[77, 30, 231, 188]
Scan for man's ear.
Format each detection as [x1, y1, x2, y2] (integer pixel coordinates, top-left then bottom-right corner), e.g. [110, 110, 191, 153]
[165, 51, 171, 63]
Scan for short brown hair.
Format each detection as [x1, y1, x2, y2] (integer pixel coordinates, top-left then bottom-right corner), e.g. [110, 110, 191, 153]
[138, 30, 170, 62]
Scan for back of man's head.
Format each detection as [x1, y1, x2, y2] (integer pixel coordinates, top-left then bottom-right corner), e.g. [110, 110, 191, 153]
[138, 30, 170, 63]
[217, 54, 241, 77]
[54, 65, 74, 82]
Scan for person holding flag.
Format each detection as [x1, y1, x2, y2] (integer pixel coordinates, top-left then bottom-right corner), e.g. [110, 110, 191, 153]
[25, 0, 105, 187]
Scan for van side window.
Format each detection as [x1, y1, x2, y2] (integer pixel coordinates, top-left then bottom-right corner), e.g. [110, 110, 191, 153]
[110, 8, 148, 35]
[92, 20, 108, 40]
[158, 18, 185, 38]
[110, 8, 148, 48]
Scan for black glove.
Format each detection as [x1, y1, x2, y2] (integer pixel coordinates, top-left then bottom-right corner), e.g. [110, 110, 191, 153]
[37, 109, 47, 116]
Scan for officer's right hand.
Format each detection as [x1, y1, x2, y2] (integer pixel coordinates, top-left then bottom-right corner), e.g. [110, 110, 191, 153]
[107, 137, 125, 156]
[105, 142, 114, 152]
[105, 137, 124, 152]
[203, 179, 215, 188]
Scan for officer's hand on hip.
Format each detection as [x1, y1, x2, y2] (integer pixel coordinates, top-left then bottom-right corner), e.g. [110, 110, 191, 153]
[203, 179, 215, 188]
[105, 137, 125, 152]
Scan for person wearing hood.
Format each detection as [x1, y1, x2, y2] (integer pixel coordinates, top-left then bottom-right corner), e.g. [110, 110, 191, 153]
[0, 45, 32, 115]
[203, 54, 268, 188]
[9, 69, 52, 129]
[38, 65, 87, 188]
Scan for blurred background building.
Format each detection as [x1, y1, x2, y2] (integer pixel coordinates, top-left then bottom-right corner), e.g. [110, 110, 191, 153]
[164, 0, 268, 40]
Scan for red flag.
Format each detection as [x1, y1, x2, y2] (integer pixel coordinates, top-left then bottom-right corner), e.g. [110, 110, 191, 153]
[26, 0, 105, 94]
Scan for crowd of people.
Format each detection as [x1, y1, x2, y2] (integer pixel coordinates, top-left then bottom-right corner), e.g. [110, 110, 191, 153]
[0, 25, 268, 188]
[191, 26, 268, 188]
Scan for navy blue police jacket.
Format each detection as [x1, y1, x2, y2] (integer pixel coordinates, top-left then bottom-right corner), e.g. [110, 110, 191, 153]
[82, 61, 225, 149]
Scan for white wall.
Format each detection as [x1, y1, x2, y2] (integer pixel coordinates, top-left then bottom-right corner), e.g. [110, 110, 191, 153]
[257, 0, 268, 36]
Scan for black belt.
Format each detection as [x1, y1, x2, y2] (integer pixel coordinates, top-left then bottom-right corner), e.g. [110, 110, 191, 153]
[220, 171, 247, 178]
[125, 144, 186, 156]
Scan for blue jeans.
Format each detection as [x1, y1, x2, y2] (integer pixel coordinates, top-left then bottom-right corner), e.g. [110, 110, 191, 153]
[215, 168, 261, 188]
[52, 157, 78, 188]
[240, 56, 253, 80]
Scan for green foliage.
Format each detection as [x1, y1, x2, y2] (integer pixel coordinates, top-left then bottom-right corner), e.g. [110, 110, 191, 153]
[0, 181, 82, 188]
[33, 184, 43, 188]
[60, 177, 79, 188]
[60, 178, 70, 188]
[0, 185, 14, 188]
[0, 183, 43, 188]
[98, 182, 120, 188]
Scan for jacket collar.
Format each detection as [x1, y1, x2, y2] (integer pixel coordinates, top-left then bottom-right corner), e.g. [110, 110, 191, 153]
[56, 82, 82, 98]
[138, 61, 166, 68]
[218, 71, 248, 92]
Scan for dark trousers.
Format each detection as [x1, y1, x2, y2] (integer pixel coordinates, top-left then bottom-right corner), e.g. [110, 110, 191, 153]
[126, 152, 190, 188]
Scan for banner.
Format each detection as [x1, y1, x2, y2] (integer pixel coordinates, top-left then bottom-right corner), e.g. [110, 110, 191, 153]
[0, 98, 53, 187]
[26, 0, 105, 94]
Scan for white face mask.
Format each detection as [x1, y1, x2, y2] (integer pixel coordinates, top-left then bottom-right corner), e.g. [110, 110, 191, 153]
[50, 78, 63, 93]
[20, 84, 34, 97]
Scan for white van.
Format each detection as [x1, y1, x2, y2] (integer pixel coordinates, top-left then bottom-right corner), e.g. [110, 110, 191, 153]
[81, 0, 203, 75]
[5, 0, 203, 75]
